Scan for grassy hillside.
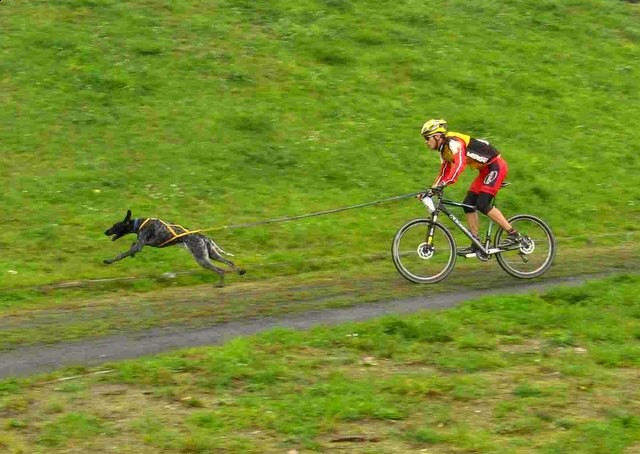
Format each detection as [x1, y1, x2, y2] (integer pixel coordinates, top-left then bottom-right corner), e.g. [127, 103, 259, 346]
[1, 274, 638, 452]
[1, 0, 639, 289]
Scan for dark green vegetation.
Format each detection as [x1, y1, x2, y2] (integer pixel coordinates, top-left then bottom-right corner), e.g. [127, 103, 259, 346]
[1, 0, 639, 292]
[1, 275, 639, 452]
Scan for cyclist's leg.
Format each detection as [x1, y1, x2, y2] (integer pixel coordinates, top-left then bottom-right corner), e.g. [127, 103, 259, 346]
[477, 158, 523, 247]
[486, 205, 512, 231]
[462, 191, 480, 237]
[457, 191, 481, 256]
[474, 158, 510, 228]
[476, 191, 515, 230]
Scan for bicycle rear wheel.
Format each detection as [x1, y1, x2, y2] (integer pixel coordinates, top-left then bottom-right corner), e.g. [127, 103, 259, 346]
[391, 219, 456, 284]
[494, 214, 556, 279]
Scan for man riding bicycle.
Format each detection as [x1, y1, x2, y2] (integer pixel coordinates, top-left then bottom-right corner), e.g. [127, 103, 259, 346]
[420, 118, 523, 255]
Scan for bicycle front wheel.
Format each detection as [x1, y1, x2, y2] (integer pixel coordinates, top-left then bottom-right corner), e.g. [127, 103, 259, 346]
[494, 214, 556, 279]
[391, 219, 456, 284]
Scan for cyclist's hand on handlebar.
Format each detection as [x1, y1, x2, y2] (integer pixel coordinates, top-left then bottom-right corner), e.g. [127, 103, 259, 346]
[422, 185, 445, 198]
[417, 185, 445, 200]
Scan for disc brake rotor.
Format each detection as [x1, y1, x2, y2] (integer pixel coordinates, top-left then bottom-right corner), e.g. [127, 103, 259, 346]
[417, 242, 434, 259]
[520, 237, 535, 254]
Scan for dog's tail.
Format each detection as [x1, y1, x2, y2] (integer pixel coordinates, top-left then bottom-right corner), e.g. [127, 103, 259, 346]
[206, 238, 234, 257]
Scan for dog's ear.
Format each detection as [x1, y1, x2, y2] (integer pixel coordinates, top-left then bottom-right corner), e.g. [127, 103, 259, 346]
[124, 210, 132, 222]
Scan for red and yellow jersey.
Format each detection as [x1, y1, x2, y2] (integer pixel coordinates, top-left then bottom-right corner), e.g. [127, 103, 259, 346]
[434, 131, 501, 186]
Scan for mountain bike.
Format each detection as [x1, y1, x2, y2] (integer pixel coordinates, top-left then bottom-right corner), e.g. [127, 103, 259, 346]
[391, 184, 556, 284]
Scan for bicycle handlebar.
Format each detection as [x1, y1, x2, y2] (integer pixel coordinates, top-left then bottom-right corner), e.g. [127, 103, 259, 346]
[418, 185, 445, 199]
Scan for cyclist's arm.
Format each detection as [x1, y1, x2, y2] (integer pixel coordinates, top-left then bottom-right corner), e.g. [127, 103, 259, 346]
[434, 139, 466, 187]
[432, 160, 448, 187]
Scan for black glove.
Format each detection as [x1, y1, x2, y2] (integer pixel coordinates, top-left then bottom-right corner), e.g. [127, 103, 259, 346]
[430, 185, 445, 195]
[422, 186, 444, 198]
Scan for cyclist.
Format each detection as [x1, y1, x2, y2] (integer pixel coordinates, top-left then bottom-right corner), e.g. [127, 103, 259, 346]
[419, 118, 523, 255]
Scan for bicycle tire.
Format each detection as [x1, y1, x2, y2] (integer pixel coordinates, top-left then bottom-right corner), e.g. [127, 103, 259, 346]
[494, 214, 556, 279]
[391, 218, 457, 284]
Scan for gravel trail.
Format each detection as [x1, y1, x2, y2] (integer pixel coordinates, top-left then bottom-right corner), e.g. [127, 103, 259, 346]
[0, 275, 600, 379]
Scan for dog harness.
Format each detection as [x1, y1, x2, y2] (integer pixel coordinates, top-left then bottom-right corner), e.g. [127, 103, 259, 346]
[135, 218, 202, 247]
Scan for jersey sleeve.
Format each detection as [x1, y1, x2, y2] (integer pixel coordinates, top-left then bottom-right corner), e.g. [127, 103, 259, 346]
[434, 138, 466, 186]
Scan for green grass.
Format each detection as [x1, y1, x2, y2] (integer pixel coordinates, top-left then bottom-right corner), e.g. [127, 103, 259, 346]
[0, 274, 638, 452]
[1, 0, 639, 292]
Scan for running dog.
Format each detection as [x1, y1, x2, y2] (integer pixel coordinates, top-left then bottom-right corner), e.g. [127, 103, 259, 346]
[103, 210, 245, 287]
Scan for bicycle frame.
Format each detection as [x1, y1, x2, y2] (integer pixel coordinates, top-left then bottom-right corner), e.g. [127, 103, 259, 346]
[392, 193, 555, 283]
[422, 195, 504, 256]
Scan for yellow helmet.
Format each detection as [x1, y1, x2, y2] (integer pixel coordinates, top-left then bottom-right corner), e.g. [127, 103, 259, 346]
[420, 119, 448, 137]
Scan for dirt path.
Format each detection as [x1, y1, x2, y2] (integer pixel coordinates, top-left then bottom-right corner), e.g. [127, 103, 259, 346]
[0, 274, 604, 379]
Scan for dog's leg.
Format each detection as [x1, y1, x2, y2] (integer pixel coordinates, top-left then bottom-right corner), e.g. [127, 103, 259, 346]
[103, 241, 144, 265]
[206, 239, 246, 276]
[129, 241, 139, 257]
[188, 240, 226, 287]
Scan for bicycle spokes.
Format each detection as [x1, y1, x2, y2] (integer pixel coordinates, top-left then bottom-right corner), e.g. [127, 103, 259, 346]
[495, 216, 556, 279]
[392, 219, 456, 284]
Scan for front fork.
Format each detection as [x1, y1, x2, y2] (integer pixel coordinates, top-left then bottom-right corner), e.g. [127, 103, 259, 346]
[426, 214, 438, 246]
